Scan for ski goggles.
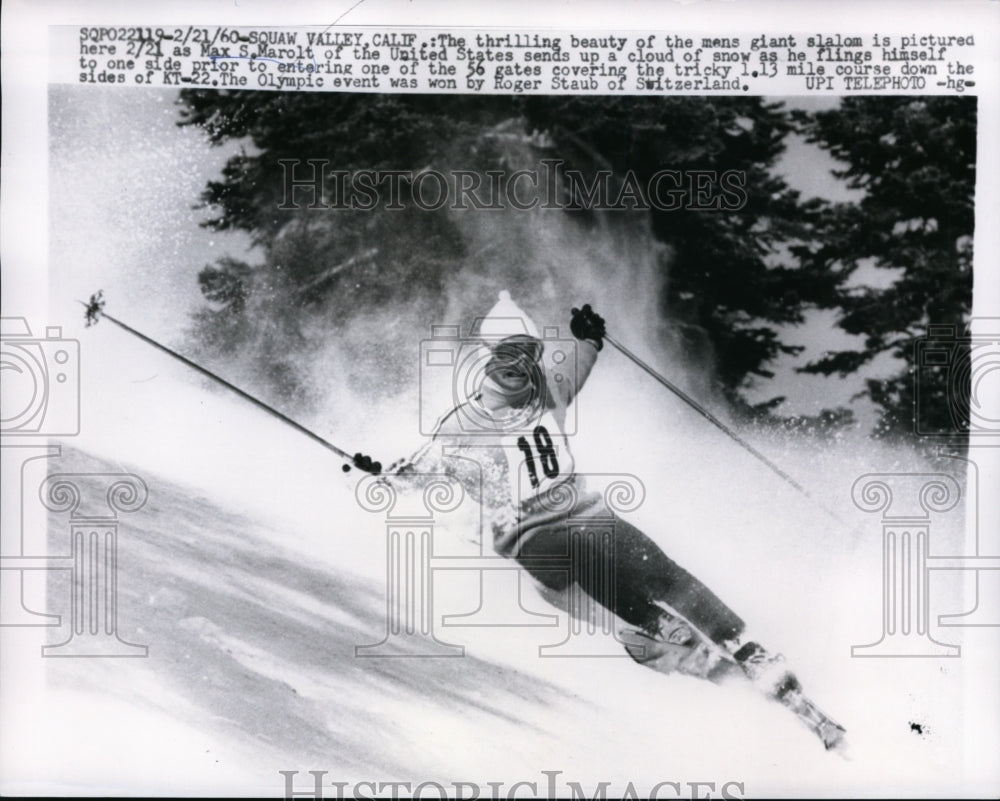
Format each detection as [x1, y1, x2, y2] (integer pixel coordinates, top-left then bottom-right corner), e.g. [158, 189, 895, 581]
[488, 335, 543, 364]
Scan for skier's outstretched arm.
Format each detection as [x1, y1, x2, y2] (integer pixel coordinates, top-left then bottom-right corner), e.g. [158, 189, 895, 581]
[369, 407, 464, 490]
[554, 304, 606, 406]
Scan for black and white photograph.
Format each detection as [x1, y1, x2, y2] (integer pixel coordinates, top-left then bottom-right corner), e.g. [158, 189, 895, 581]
[2, 1, 999, 797]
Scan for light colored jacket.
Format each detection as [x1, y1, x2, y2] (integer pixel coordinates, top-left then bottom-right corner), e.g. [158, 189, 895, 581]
[388, 338, 600, 554]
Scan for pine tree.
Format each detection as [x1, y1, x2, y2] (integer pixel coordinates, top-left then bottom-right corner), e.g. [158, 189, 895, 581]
[177, 92, 822, 415]
[792, 97, 976, 439]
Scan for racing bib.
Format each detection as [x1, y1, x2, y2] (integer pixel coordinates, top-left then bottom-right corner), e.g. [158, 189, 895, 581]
[502, 411, 575, 504]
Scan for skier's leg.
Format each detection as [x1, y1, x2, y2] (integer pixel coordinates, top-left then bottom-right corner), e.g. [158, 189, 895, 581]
[512, 514, 737, 679]
[511, 500, 846, 748]
[512, 507, 744, 647]
[512, 494, 795, 678]
[606, 513, 745, 645]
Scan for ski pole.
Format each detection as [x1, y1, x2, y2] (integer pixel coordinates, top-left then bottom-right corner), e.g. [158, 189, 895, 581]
[603, 333, 853, 529]
[80, 291, 380, 473]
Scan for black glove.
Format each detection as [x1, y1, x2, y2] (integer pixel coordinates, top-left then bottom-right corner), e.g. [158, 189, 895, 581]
[351, 453, 382, 474]
[570, 304, 606, 350]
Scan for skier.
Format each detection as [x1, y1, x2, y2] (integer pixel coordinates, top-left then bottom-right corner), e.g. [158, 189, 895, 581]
[357, 291, 844, 749]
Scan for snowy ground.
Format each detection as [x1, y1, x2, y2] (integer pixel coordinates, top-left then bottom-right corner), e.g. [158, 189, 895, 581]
[3, 326, 998, 798]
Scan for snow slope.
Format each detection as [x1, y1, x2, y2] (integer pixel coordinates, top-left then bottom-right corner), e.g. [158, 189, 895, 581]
[4, 332, 997, 797]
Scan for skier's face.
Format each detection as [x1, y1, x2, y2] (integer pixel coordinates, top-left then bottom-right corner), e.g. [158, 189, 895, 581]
[484, 336, 543, 395]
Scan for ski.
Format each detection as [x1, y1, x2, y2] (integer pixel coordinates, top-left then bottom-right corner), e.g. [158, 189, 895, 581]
[620, 614, 846, 751]
[775, 682, 847, 751]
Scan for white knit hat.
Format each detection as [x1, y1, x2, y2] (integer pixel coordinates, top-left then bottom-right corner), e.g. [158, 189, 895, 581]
[472, 290, 540, 343]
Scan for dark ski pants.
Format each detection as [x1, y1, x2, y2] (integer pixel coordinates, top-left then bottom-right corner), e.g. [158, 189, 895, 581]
[509, 494, 745, 646]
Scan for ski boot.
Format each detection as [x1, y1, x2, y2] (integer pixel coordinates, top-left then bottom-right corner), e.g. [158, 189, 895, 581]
[731, 641, 797, 695]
